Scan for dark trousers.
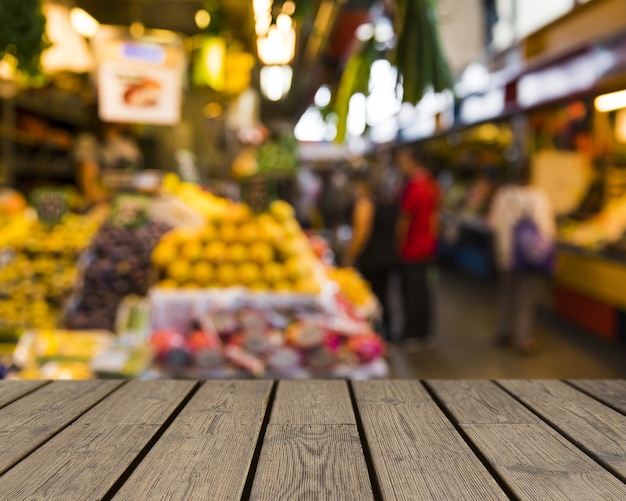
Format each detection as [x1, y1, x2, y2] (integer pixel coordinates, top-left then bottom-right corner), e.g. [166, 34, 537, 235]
[360, 267, 394, 340]
[401, 261, 433, 340]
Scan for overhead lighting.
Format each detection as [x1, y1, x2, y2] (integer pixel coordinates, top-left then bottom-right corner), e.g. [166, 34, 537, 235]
[355, 23, 374, 42]
[595, 89, 626, 112]
[314, 85, 331, 108]
[276, 13, 292, 33]
[130, 21, 145, 38]
[260, 65, 293, 101]
[69, 7, 99, 38]
[257, 24, 295, 65]
[195, 9, 211, 30]
[282, 1, 296, 16]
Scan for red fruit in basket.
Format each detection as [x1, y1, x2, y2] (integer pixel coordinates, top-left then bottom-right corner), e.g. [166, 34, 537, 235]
[345, 333, 385, 363]
[150, 329, 186, 359]
[187, 329, 221, 352]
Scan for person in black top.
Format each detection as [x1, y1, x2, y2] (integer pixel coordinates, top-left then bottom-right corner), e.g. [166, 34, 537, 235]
[342, 170, 400, 340]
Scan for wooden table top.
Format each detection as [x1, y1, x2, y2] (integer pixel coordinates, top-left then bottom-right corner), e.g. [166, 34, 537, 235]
[0, 379, 624, 500]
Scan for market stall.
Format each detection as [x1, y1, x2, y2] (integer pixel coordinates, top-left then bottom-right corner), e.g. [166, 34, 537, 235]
[0, 178, 388, 380]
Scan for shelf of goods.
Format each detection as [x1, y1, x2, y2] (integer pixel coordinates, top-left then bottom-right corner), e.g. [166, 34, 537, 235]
[555, 195, 626, 343]
[438, 177, 497, 278]
[0, 178, 387, 380]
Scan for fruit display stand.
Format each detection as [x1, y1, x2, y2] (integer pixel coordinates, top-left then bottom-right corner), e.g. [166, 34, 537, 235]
[555, 195, 626, 343]
[145, 195, 387, 380]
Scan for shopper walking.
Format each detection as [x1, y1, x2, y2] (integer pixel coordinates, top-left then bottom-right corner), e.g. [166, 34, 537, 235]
[342, 170, 400, 340]
[488, 160, 556, 355]
[395, 146, 440, 350]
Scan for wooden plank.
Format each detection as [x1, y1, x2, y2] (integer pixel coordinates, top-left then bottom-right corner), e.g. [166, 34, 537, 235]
[250, 380, 373, 500]
[353, 380, 508, 500]
[112, 380, 273, 501]
[268, 379, 357, 424]
[0, 380, 48, 408]
[428, 380, 626, 500]
[499, 380, 626, 479]
[568, 380, 626, 414]
[0, 380, 195, 501]
[0, 380, 123, 475]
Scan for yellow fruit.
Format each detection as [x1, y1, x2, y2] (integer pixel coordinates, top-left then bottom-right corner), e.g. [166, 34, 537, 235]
[278, 236, 308, 258]
[200, 223, 218, 243]
[285, 257, 310, 280]
[273, 280, 293, 292]
[263, 262, 285, 284]
[283, 218, 302, 237]
[181, 240, 203, 262]
[157, 279, 178, 289]
[216, 263, 238, 287]
[152, 241, 178, 268]
[238, 262, 261, 285]
[269, 200, 295, 222]
[249, 242, 274, 264]
[192, 261, 214, 286]
[204, 241, 227, 263]
[296, 277, 321, 294]
[227, 243, 248, 264]
[167, 260, 191, 284]
[220, 223, 239, 243]
[223, 203, 253, 225]
[249, 281, 269, 291]
[238, 222, 259, 244]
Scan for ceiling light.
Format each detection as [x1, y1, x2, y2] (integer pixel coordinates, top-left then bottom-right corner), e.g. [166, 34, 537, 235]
[276, 13, 292, 33]
[130, 21, 145, 38]
[355, 23, 374, 42]
[257, 25, 295, 65]
[282, 1, 296, 16]
[70, 7, 99, 38]
[253, 0, 272, 15]
[195, 10, 211, 30]
[595, 89, 626, 112]
[374, 21, 394, 44]
[260, 65, 293, 101]
[314, 85, 331, 108]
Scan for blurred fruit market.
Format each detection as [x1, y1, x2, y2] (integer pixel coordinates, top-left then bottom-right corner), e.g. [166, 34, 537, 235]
[0, 177, 386, 380]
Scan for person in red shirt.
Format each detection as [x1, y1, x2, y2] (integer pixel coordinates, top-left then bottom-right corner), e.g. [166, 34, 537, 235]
[396, 146, 440, 349]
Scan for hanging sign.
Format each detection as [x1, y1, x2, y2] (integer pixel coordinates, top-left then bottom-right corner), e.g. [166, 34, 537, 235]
[93, 27, 185, 125]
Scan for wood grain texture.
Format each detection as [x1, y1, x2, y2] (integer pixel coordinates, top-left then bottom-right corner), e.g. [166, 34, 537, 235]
[353, 380, 507, 501]
[268, 379, 357, 424]
[0, 380, 122, 475]
[499, 379, 626, 478]
[568, 379, 626, 414]
[112, 380, 273, 501]
[428, 380, 626, 500]
[0, 380, 47, 408]
[0, 380, 195, 501]
[250, 380, 373, 500]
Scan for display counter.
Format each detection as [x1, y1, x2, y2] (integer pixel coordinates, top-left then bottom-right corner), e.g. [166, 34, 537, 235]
[554, 248, 626, 342]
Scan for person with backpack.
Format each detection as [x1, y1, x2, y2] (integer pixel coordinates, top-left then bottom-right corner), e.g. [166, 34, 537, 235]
[488, 160, 556, 355]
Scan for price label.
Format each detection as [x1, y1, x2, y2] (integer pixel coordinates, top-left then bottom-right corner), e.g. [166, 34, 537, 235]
[111, 194, 151, 228]
[31, 188, 69, 226]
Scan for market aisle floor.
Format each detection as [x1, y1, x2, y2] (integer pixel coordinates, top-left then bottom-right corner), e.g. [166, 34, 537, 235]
[386, 269, 626, 379]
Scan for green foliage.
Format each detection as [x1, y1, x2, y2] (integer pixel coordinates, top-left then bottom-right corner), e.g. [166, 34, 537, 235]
[256, 134, 299, 175]
[393, 0, 454, 104]
[333, 36, 378, 143]
[0, 0, 50, 78]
